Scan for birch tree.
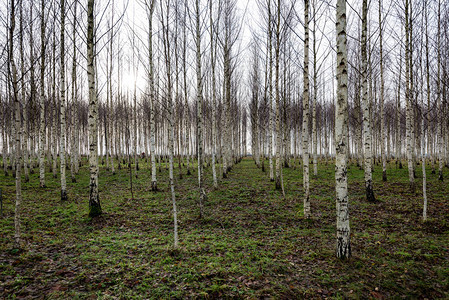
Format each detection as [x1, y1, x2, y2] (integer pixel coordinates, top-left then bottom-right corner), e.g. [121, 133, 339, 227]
[28, 0, 36, 176]
[335, 0, 350, 259]
[209, 0, 218, 188]
[60, 0, 68, 201]
[71, 0, 79, 182]
[145, 0, 158, 191]
[274, 0, 282, 190]
[220, 0, 238, 178]
[19, 0, 29, 183]
[39, 0, 46, 188]
[107, 4, 115, 175]
[267, 0, 274, 181]
[379, 0, 387, 182]
[421, 0, 428, 221]
[161, 0, 179, 247]
[51, 12, 58, 179]
[437, 0, 443, 181]
[9, 0, 22, 247]
[405, 0, 415, 193]
[311, 0, 319, 177]
[303, 0, 311, 217]
[182, 0, 192, 176]
[195, 0, 206, 217]
[250, 41, 260, 169]
[87, 0, 101, 217]
[396, 47, 402, 169]
[361, 0, 375, 202]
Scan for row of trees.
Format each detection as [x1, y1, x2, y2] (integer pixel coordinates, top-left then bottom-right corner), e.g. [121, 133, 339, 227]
[1, 0, 448, 259]
[1, 0, 248, 250]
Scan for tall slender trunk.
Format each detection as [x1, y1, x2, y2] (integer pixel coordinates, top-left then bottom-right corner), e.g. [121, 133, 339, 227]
[147, 0, 157, 191]
[405, 0, 415, 193]
[19, 0, 28, 183]
[105, 45, 110, 172]
[210, 0, 218, 188]
[181, 1, 191, 176]
[87, 0, 101, 217]
[2, 105, 8, 176]
[39, 0, 46, 188]
[70, 0, 78, 183]
[396, 48, 402, 168]
[9, 0, 22, 247]
[437, 0, 443, 181]
[261, 31, 270, 173]
[28, 0, 36, 174]
[108, 8, 115, 175]
[52, 19, 58, 179]
[335, 0, 350, 259]
[274, 0, 282, 190]
[133, 81, 138, 177]
[425, 6, 433, 175]
[251, 43, 260, 169]
[132, 29, 138, 177]
[422, 3, 428, 221]
[302, 0, 311, 217]
[268, 0, 274, 182]
[223, 18, 232, 178]
[60, 0, 68, 201]
[409, 0, 416, 178]
[195, 0, 206, 217]
[379, 0, 387, 181]
[312, 2, 318, 177]
[161, 0, 178, 247]
[361, 0, 375, 201]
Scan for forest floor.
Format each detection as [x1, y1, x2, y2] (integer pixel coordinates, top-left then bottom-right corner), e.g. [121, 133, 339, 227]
[1, 157, 449, 299]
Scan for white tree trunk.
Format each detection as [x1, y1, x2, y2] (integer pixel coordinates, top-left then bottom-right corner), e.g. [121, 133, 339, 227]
[335, 0, 350, 258]
[268, 0, 274, 182]
[19, 1, 28, 183]
[405, 0, 415, 193]
[274, 0, 282, 190]
[39, 0, 46, 188]
[302, 0, 311, 217]
[60, 0, 68, 201]
[10, 0, 22, 247]
[312, 3, 318, 177]
[379, 0, 387, 182]
[70, 0, 78, 183]
[147, 0, 157, 191]
[437, 0, 443, 181]
[196, 0, 206, 217]
[361, 0, 376, 201]
[161, 0, 178, 247]
[87, 0, 101, 217]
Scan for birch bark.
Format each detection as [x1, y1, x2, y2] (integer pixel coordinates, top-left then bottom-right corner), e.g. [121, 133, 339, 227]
[437, 0, 443, 181]
[196, 0, 206, 217]
[147, 0, 157, 191]
[60, 0, 68, 201]
[39, 0, 46, 188]
[87, 0, 101, 217]
[70, 0, 78, 182]
[19, 0, 28, 183]
[161, 0, 178, 247]
[10, 0, 22, 247]
[303, 0, 311, 217]
[274, 0, 282, 190]
[379, 0, 387, 181]
[210, 0, 218, 188]
[336, 0, 350, 258]
[405, 0, 415, 193]
[361, 0, 376, 201]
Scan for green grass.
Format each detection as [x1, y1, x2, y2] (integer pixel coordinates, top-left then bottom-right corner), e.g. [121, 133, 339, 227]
[0, 156, 448, 298]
